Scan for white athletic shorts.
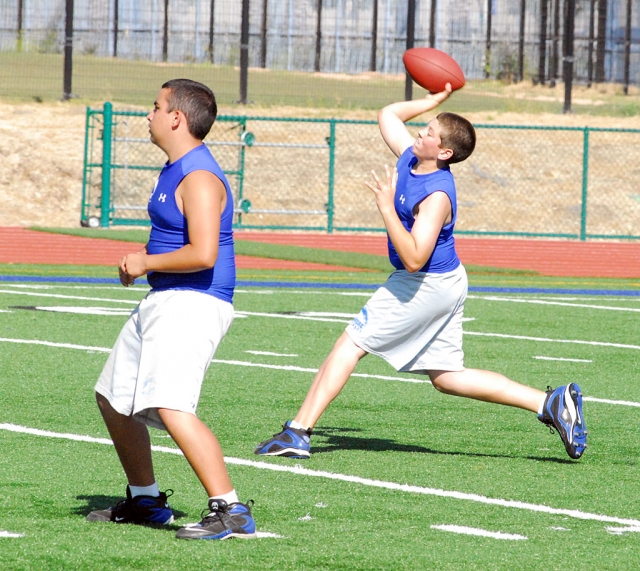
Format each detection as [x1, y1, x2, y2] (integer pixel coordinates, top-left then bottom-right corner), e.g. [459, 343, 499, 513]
[346, 264, 467, 373]
[95, 288, 234, 430]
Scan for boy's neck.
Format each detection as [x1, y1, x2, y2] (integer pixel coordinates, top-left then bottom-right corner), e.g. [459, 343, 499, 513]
[411, 158, 447, 175]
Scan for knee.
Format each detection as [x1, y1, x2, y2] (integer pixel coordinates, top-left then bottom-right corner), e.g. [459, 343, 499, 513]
[427, 370, 454, 394]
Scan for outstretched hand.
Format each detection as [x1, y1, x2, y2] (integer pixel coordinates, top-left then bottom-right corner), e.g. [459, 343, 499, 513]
[365, 165, 398, 216]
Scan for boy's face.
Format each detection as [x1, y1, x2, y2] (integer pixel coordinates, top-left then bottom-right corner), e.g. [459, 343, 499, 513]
[413, 118, 448, 162]
[147, 88, 175, 148]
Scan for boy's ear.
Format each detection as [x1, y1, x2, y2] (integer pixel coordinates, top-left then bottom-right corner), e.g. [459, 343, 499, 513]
[438, 147, 454, 161]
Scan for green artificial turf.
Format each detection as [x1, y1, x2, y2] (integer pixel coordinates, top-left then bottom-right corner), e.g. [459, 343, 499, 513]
[0, 268, 640, 569]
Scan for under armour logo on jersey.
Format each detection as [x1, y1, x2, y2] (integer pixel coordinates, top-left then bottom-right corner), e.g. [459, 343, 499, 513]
[399, 194, 406, 204]
[158, 193, 167, 202]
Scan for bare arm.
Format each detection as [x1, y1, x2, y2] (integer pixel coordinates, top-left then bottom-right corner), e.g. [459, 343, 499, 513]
[118, 170, 225, 286]
[365, 166, 451, 273]
[378, 84, 452, 158]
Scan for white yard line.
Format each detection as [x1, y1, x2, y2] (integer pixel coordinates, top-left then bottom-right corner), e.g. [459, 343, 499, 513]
[468, 295, 640, 313]
[534, 356, 593, 363]
[2, 422, 640, 528]
[245, 350, 299, 357]
[0, 531, 25, 538]
[0, 289, 139, 304]
[5, 336, 640, 398]
[430, 524, 527, 540]
[464, 331, 640, 351]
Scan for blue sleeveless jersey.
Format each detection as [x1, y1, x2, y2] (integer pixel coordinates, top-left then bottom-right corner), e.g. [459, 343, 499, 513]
[146, 144, 235, 303]
[388, 147, 460, 273]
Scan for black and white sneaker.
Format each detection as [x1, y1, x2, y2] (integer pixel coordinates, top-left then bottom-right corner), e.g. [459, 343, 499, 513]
[86, 486, 174, 525]
[176, 499, 256, 540]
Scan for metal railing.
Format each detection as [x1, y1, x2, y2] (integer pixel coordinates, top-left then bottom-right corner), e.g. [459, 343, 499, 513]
[82, 103, 640, 240]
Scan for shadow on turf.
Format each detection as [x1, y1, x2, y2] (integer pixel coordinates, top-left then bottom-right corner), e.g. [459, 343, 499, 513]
[73, 494, 189, 524]
[311, 426, 575, 464]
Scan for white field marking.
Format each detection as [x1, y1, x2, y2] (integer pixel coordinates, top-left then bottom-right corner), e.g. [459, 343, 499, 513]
[211, 358, 431, 383]
[4, 422, 640, 528]
[34, 306, 132, 316]
[0, 531, 25, 538]
[606, 526, 640, 535]
[0, 309, 12, 313]
[468, 295, 640, 313]
[530, 296, 640, 303]
[0, 337, 430, 384]
[464, 331, 640, 351]
[298, 513, 314, 521]
[235, 289, 372, 297]
[298, 311, 358, 318]
[430, 525, 527, 541]
[533, 356, 593, 363]
[550, 526, 571, 531]
[235, 310, 475, 324]
[1, 284, 148, 292]
[582, 396, 640, 408]
[0, 289, 139, 305]
[0, 338, 111, 353]
[6, 337, 640, 401]
[235, 310, 350, 324]
[245, 350, 298, 357]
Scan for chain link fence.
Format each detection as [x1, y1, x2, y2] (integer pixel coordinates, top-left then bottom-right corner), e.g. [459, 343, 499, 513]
[82, 105, 640, 240]
[1, 0, 639, 103]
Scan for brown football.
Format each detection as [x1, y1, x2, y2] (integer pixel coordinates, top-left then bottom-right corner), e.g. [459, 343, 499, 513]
[403, 47, 466, 93]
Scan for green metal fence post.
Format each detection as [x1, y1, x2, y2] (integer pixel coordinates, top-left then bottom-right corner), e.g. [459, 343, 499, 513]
[326, 119, 336, 233]
[100, 102, 113, 228]
[580, 127, 589, 241]
[81, 107, 92, 224]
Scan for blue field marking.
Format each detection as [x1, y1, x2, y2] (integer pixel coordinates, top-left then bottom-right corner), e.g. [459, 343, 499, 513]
[0, 275, 638, 297]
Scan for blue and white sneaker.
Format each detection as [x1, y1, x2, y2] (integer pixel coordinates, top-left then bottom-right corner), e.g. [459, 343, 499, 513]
[86, 486, 174, 525]
[176, 499, 256, 540]
[538, 383, 587, 459]
[254, 421, 312, 459]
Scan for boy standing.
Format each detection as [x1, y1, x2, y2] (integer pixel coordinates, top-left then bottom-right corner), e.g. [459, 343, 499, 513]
[255, 85, 587, 461]
[87, 79, 256, 540]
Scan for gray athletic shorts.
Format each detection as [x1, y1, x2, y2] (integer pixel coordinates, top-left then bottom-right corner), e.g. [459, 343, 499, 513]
[95, 288, 234, 430]
[346, 264, 467, 373]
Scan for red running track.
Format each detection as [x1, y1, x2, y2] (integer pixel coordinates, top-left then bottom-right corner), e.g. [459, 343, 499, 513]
[0, 227, 639, 278]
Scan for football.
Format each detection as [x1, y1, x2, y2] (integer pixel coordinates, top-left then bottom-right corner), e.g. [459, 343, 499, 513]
[402, 47, 465, 93]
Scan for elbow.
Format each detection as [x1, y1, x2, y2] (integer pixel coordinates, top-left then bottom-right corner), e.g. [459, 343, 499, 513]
[378, 107, 392, 123]
[404, 257, 428, 273]
[196, 248, 218, 270]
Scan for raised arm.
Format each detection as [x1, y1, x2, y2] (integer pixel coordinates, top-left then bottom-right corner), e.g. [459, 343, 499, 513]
[377, 84, 452, 158]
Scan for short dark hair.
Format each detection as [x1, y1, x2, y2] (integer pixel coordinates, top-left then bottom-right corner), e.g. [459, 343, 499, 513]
[437, 112, 476, 164]
[161, 78, 218, 140]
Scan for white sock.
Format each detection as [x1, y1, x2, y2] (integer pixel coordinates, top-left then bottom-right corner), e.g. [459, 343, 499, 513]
[210, 490, 239, 506]
[289, 419, 308, 431]
[537, 394, 547, 416]
[129, 483, 160, 498]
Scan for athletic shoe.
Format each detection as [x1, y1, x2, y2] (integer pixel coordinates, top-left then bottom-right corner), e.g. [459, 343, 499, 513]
[254, 421, 312, 458]
[175, 499, 256, 540]
[86, 486, 174, 525]
[538, 383, 587, 459]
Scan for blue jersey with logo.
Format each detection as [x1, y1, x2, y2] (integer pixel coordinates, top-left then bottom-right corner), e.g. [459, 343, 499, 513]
[146, 144, 235, 303]
[388, 147, 460, 274]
